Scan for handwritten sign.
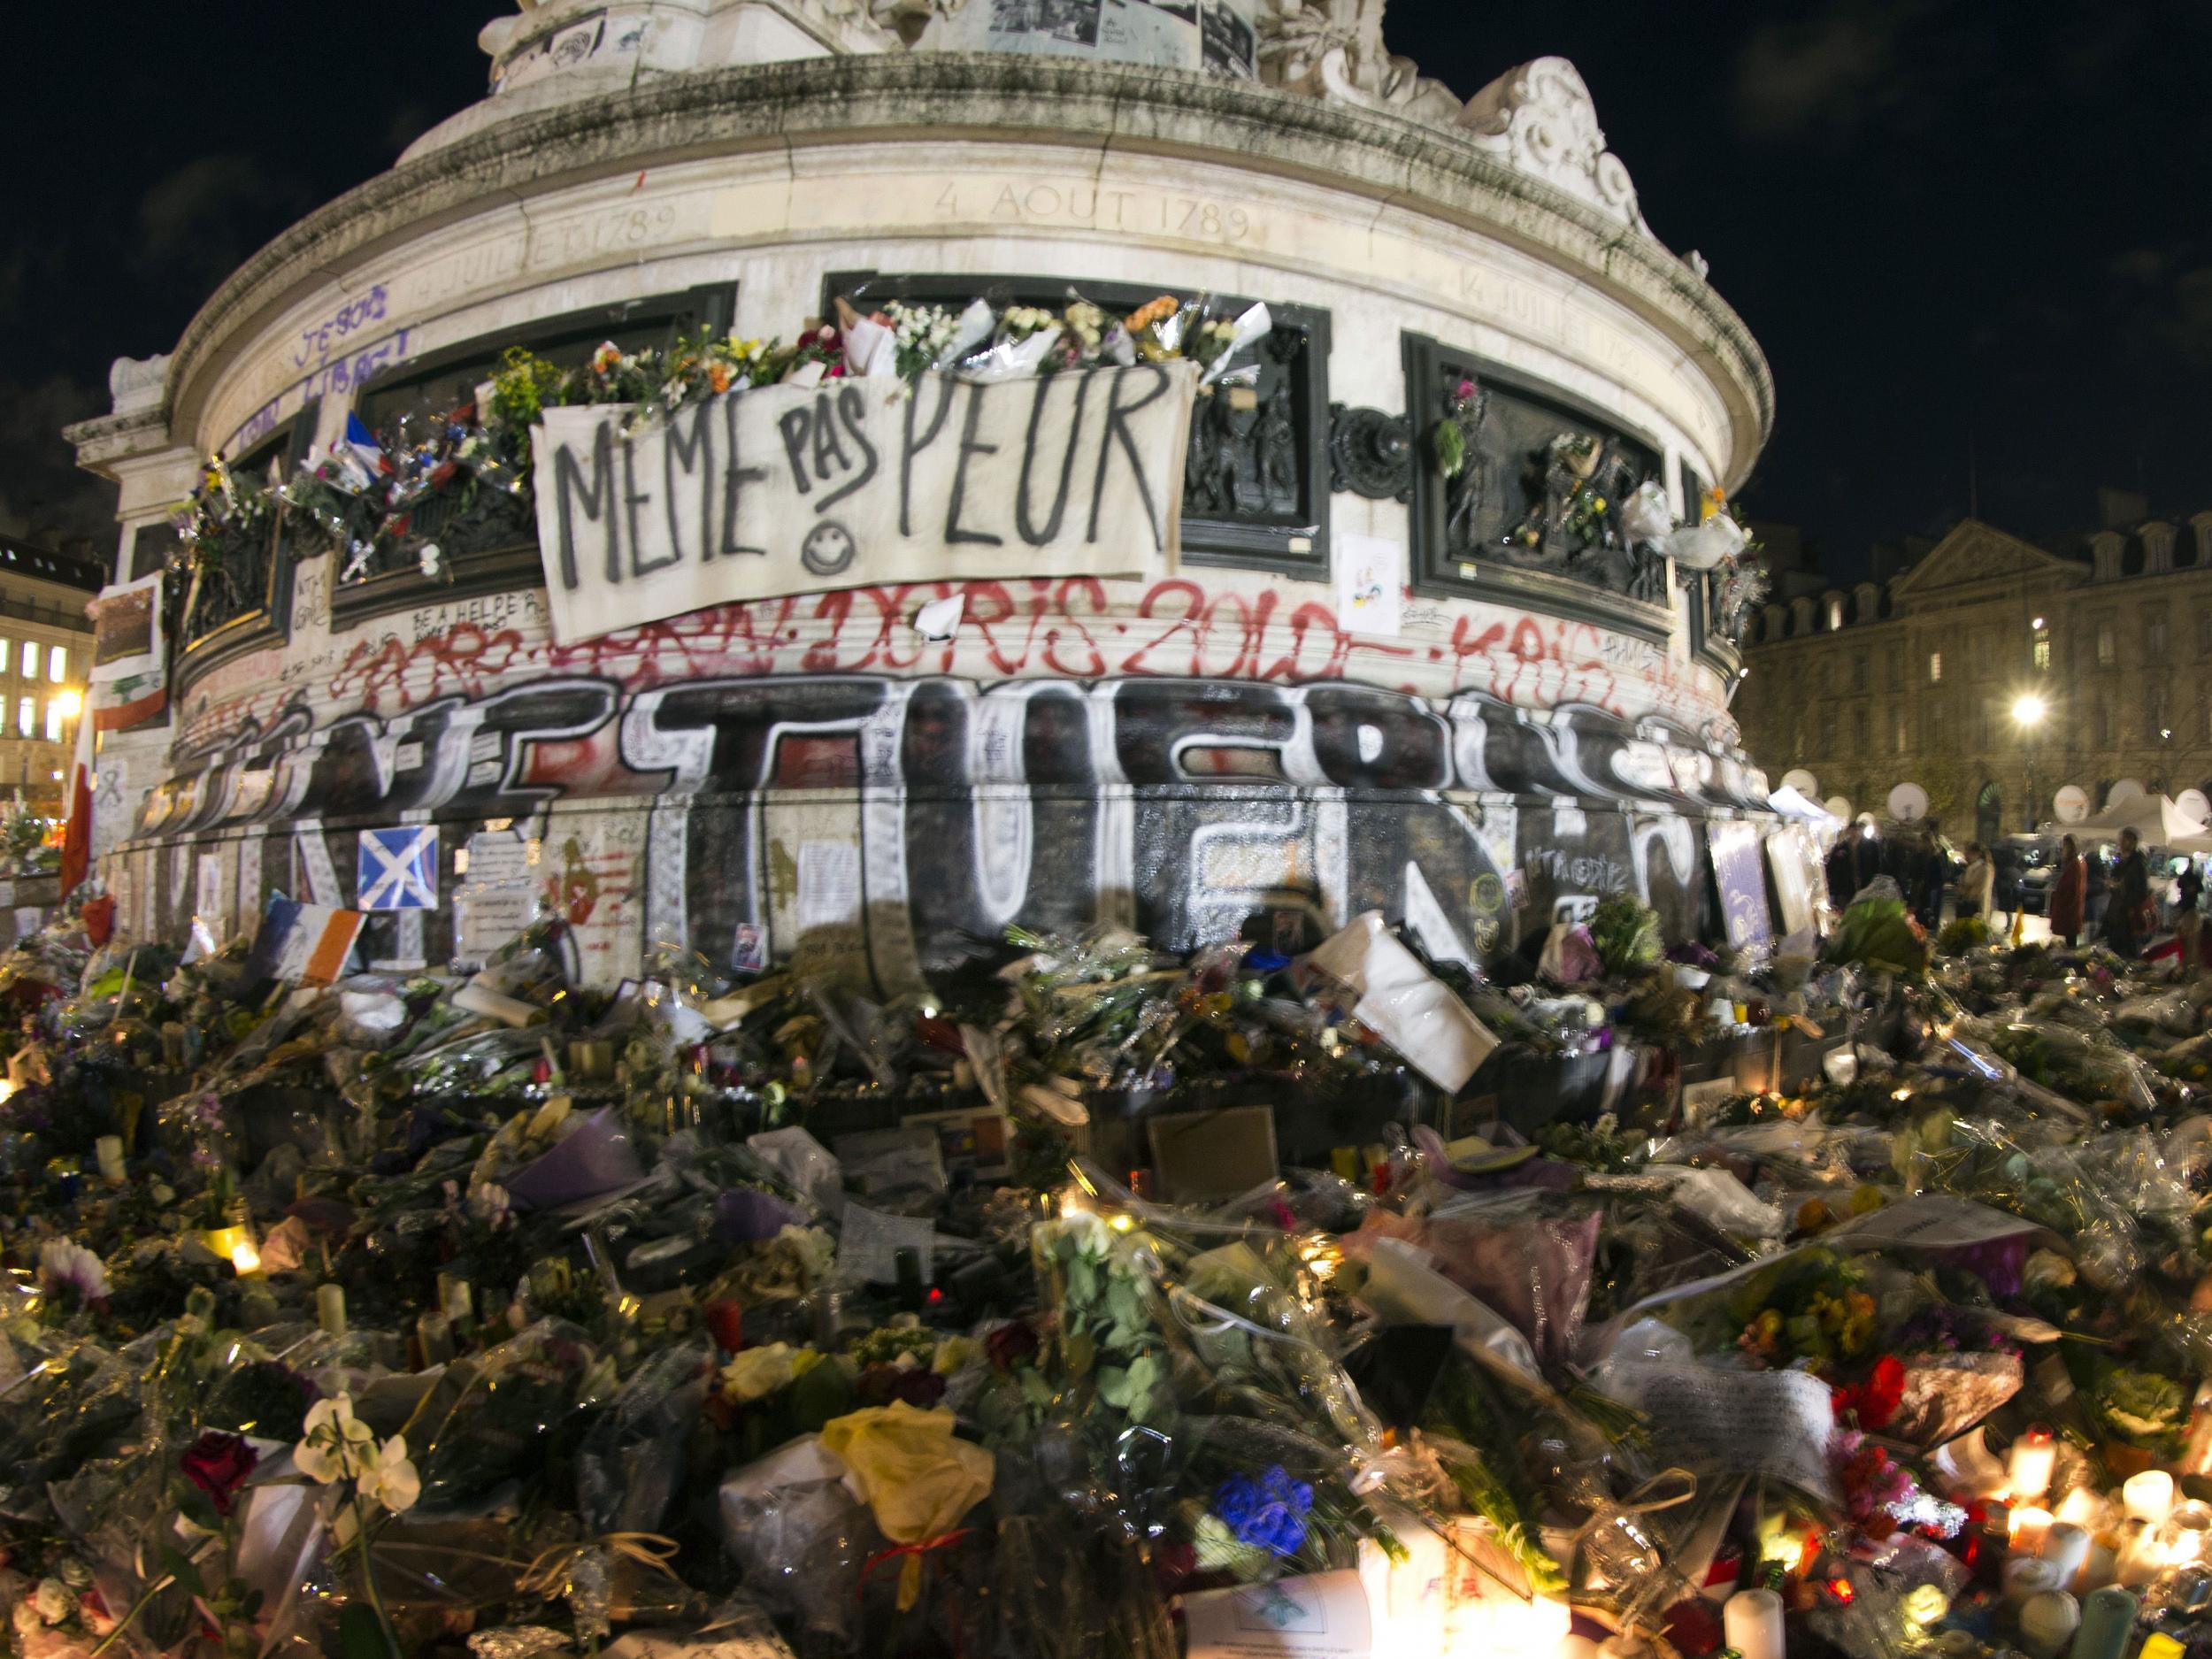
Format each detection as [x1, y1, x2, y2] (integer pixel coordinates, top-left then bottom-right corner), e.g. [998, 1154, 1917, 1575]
[530, 364, 1194, 643]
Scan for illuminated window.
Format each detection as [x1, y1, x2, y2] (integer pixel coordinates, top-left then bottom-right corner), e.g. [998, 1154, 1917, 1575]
[15, 698, 30, 738]
[1893, 709, 1908, 752]
[17, 642, 32, 678]
[2032, 637, 2051, 671]
[1929, 651, 1942, 683]
[42, 703, 60, 742]
[45, 646, 63, 683]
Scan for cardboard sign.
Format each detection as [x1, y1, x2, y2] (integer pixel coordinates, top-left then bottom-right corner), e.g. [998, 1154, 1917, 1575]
[532, 363, 1195, 643]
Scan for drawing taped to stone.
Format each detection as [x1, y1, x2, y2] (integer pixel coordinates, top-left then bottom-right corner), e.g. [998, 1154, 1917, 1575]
[529, 364, 1194, 643]
[951, 0, 1254, 71]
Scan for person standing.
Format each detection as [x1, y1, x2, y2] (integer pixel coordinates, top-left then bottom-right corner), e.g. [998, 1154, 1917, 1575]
[2085, 842, 2108, 933]
[2050, 833, 2085, 947]
[1918, 829, 1950, 924]
[2177, 856, 2205, 970]
[1959, 843, 1995, 919]
[2108, 828, 2150, 957]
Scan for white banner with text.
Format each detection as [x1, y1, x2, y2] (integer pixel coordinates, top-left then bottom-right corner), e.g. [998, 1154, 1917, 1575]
[530, 363, 1194, 643]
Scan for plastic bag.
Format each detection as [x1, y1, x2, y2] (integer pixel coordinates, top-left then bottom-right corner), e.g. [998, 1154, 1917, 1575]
[819, 1403, 993, 1609]
[578, 1338, 711, 1535]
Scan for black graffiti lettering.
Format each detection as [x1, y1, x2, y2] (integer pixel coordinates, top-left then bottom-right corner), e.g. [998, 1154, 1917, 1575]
[551, 419, 618, 590]
[778, 405, 814, 494]
[809, 391, 853, 488]
[717, 396, 768, 559]
[1306, 686, 1450, 790]
[622, 434, 672, 580]
[662, 399, 713, 568]
[1014, 371, 1092, 547]
[815, 385, 879, 514]
[1089, 365, 1170, 548]
[900, 376, 958, 536]
[945, 380, 1002, 548]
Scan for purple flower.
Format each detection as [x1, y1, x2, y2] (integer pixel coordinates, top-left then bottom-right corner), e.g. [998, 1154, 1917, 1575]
[1941, 1235, 2029, 1302]
[1214, 1466, 1313, 1558]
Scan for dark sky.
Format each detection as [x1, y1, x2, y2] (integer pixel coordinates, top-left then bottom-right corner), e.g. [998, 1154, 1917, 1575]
[11, 2, 2212, 580]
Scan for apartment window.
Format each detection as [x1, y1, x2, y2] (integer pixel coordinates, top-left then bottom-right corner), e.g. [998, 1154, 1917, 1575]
[2097, 624, 2116, 666]
[2093, 700, 2112, 746]
[1853, 650, 1869, 692]
[17, 642, 32, 679]
[2149, 618, 2168, 661]
[2032, 636, 2051, 671]
[45, 646, 65, 684]
[1853, 706, 1870, 755]
[1929, 651, 1943, 683]
[42, 703, 60, 743]
[1893, 708, 1908, 752]
[15, 698, 30, 739]
[2149, 688, 2170, 742]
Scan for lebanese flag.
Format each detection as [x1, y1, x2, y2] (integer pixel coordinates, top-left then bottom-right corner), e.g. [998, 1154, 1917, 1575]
[58, 706, 94, 898]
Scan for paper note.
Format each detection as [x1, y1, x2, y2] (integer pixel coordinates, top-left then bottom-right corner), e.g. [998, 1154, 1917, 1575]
[196, 851, 226, 940]
[1826, 1193, 2053, 1250]
[1595, 1358, 1837, 1503]
[1184, 1569, 1374, 1659]
[796, 841, 862, 933]
[836, 1202, 937, 1286]
[1307, 910, 1497, 1092]
[1335, 534, 1403, 637]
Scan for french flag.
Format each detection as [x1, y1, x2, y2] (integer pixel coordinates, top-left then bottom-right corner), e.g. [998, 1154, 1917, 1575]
[245, 896, 365, 987]
[343, 412, 388, 474]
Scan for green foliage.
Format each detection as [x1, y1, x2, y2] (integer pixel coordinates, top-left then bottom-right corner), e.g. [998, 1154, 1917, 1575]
[1589, 892, 1663, 976]
[1936, 915, 1990, 956]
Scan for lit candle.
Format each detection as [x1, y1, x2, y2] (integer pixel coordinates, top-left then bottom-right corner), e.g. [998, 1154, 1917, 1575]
[2066, 1586, 2136, 1659]
[228, 1239, 262, 1277]
[94, 1135, 125, 1185]
[1723, 1588, 1786, 1659]
[2161, 1500, 2212, 1567]
[1559, 1638, 1601, 1659]
[2016, 1589, 2079, 1659]
[2078, 1538, 2118, 1593]
[316, 1283, 347, 1336]
[2010, 1428, 2058, 1501]
[2011, 1507, 2055, 1555]
[2055, 1487, 2108, 1531]
[2041, 1524, 2092, 1587]
[2124, 1471, 2176, 1526]
[2116, 1523, 2162, 1587]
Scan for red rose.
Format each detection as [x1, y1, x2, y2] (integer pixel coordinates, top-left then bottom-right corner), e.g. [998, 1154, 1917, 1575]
[894, 1369, 947, 1409]
[1154, 1540, 1199, 1594]
[986, 1320, 1040, 1371]
[703, 1298, 744, 1356]
[180, 1431, 258, 1517]
[1832, 1354, 1907, 1432]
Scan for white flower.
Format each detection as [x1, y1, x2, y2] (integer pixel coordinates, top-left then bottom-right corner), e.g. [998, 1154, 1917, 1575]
[419, 542, 443, 580]
[32, 1578, 73, 1624]
[356, 1432, 420, 1514]
[719, 1342, 798, 1404]
[36, 1239, 107, 1303]
[295, 1393, 377, 1484]
[776, 1225, 836, 1284]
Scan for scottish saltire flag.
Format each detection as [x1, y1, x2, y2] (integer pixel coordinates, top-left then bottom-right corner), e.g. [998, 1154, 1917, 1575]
[246, 896, 365, 987]
[357, 826, 439, 911]
[343, 411, 387, 472]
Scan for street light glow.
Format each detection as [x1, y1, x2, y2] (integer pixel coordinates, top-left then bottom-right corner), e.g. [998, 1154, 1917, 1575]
[2011, 694, 2047, 726]
[2032, 616, 2045, 630]
[50, 688, 81, 718]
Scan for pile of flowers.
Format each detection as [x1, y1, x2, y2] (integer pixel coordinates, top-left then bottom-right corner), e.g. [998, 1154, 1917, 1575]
[5, 860, 2212, 1659]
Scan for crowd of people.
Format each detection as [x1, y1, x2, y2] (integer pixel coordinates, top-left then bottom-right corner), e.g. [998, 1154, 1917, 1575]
[1824, 821, 2194, 959]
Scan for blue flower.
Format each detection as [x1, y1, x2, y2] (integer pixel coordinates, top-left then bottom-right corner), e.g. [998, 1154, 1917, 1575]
[1213, 1465, 1314, 1558]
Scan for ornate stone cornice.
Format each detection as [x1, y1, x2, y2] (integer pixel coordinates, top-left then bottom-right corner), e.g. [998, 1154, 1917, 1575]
[160, 53, 1771, 471]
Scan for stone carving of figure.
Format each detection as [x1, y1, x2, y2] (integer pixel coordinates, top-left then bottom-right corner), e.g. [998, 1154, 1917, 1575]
[1255, 0, 1462, 123]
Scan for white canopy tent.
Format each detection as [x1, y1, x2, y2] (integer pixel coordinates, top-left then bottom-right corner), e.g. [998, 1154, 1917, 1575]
[2069, 793, 2209, 846]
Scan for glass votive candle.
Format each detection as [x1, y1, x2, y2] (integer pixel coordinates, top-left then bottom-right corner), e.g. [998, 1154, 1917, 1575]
[2009, 1426, 2058, 1501]
[2157, 1501, 2212, 1569]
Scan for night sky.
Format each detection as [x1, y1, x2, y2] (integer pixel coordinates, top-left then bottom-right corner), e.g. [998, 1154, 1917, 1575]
[9, 2, 2210, 579]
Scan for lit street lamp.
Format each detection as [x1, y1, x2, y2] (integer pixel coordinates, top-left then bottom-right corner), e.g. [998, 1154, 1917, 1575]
[2012, 694, 2047, 833]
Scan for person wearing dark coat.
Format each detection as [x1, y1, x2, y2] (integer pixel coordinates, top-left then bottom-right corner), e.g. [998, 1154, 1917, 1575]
[2049, 834, 2085, 947]
[2107, 829, 2150, 957]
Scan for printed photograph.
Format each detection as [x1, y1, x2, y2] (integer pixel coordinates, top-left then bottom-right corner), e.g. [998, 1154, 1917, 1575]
[989, 0, 1102, 46]
[1199, 0, 1256, 76]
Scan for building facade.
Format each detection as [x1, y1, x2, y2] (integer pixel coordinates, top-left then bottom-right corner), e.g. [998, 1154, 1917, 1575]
[0, 537, 98, 811]
[1737, 511, 2212, 844]
[63, 0, 1780, 987]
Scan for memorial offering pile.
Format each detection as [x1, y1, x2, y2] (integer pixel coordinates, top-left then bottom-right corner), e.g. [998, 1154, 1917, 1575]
[9, 888, 2212, 1659]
